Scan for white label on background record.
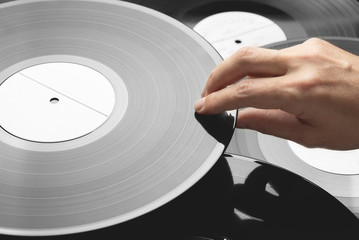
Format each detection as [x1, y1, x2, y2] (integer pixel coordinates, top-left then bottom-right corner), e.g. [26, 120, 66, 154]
[288, 141, 359, 175]
[194, 11, 287, 59]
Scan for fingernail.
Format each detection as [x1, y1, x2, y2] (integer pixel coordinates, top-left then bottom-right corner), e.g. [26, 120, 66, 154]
[195, 97, 206, 112]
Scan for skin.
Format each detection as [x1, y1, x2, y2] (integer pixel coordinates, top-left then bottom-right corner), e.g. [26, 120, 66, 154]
[195, 38, 359, 150]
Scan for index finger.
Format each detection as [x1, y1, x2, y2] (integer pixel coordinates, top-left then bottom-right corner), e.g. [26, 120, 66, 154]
[203, 46, 288, 97]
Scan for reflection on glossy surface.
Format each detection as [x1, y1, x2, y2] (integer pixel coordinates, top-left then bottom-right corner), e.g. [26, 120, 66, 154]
[0, 156, 235, 239]
[0, 150, 358, 239]
[123, 0, 359, 38]
[226, 155, 359, 238]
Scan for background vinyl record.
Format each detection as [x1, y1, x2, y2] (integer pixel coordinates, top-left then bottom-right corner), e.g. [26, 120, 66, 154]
[121, 0, 359, 153]
[123, 0, 359, 45]
[123, 0, 359, 228]
[227, 37, 359, 219]
[0, 0, 235, 236]
[122, 0, 359, 32]
[225, 154, 359, 238]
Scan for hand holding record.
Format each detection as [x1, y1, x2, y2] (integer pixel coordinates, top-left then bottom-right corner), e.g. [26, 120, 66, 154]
[195, 38, 359, 150]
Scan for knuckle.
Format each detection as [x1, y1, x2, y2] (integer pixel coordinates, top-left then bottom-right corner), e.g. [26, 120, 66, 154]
[204, 92, 224, 113]
[299, 38, 328, 60]
[303, 37, 328, 51]
[233, 46, 257, 62]
[209, 70, 216, 81]
[286, 71, 322, 98]
[303, 37, 326, 47]
[204, 92, 215, 106]
[338, 58, 353, 72]
[300, 71, 322, 89]
[234, 78, 252, 97]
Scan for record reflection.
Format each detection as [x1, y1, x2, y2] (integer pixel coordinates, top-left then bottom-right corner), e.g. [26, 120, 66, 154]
[193, 110, 359, 238]
[1, 117, 359, 239]
[226, 155, 359, 239]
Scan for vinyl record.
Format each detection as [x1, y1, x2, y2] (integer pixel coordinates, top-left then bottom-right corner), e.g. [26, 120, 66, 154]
[124, 0, 359, 58]
[0, 0, 235, 236]
[227, 37, 359, 219]
[124, 0, 359, 36]
[225, 154, 359, 238]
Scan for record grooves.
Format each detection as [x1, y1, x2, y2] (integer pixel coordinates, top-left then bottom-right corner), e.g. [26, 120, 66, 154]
[1, 0, 359, 238]
[0, 0, 235, 237]
[125, 0, 359, 38]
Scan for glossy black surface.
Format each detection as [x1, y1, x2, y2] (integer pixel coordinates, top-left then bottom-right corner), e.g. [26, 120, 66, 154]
[1, 1, 359, 239]
[195, 111, 236, 151]
[266, 36, 359, 55]
[226, 155, 359, 239]
[1, 154, 358, 239]
[0, 156, 234, 239]
[123, 0, 359, 37]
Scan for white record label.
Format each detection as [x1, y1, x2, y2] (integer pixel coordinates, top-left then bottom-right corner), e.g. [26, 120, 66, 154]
[0, 62, 118, 142]
[0, 0, 232, 236]
[193, 11, 287, 59]
[288, 141, 359, 175]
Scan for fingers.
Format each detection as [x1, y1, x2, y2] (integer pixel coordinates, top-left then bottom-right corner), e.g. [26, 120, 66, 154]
[235, 108, 312, 146]
[202, 46, 287, 97]
[195, 76, 302, 116]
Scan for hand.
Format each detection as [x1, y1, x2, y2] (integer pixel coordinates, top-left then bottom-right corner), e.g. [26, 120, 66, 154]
[195, 38, 359, 150]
